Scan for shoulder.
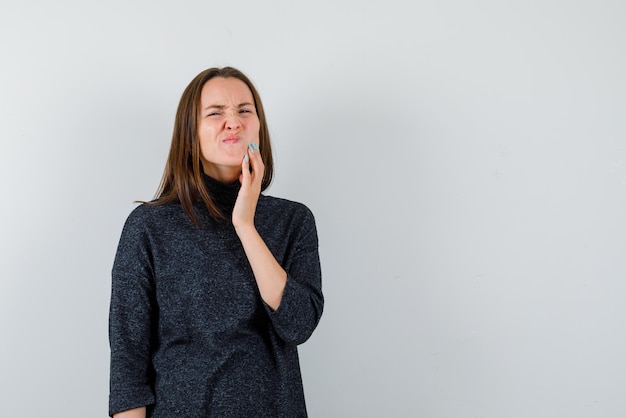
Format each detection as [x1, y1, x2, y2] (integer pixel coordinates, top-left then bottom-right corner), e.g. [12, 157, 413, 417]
[124, 202, 165, 224]
[256, 195, 318, 241]
[122, 201, 187, 233]
[258, 194, 316, 221]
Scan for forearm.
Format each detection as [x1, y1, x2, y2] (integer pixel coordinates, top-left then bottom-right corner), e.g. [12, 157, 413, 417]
[113, 407, 146, 418]
[235, 224, 287, 310]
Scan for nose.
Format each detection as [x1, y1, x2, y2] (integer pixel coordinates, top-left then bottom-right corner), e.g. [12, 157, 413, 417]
[225, 113, 241, 130]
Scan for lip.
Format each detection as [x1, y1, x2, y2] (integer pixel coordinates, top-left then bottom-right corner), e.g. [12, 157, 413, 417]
[222, 135, 241, 144]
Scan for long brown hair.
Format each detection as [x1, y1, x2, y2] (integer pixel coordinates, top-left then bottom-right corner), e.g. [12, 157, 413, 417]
[147, 67, 274, 225]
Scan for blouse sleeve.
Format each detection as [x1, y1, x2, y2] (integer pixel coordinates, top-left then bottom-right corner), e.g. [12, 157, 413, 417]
[266, 207, 324, 345]
[108, 208, 156, 416]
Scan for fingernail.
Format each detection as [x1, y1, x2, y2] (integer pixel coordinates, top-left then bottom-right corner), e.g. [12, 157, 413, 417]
[244, 154, 249, 163]
[251, 142, 260, 151]
[248, 143, 255, 153]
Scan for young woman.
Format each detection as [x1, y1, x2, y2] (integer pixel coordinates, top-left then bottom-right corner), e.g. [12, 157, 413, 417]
[109, 67, 324, 417]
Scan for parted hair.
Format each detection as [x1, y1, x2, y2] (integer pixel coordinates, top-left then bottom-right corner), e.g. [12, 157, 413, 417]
[147, 67, 274, 225]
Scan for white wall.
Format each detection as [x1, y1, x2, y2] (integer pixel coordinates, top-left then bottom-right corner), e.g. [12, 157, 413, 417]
[1, 1, 625, 416]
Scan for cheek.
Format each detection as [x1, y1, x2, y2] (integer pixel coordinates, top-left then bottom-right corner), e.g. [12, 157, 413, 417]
[198, 133, 215, 159]
[250, 121, 261, 138]
[198, 125, 217, 143]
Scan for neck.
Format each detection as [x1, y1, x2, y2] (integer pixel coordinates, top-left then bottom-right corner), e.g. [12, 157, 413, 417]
[202, 164, 241, 184]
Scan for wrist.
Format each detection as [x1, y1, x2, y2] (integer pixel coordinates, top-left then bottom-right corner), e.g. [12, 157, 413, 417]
[233, 222, 257, 236]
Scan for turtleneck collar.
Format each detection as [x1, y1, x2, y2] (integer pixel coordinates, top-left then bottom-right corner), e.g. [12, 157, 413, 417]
[201, 172, 241, 214]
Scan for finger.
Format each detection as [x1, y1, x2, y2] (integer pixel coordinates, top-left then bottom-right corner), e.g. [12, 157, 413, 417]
[247, 143, 265, 177]
[241, 151, 252, 183]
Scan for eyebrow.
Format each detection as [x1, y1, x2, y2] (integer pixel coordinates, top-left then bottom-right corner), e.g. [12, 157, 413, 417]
[203, 102, 255, 111]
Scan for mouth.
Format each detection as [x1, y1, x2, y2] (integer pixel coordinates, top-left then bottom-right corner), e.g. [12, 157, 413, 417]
[222, 135, 241, 144]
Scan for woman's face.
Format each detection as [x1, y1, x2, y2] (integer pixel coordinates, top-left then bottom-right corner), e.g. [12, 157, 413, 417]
[197, 76, 260, 181]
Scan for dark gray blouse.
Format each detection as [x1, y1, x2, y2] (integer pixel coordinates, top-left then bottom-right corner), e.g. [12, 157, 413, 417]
[109, 176, 323, 417]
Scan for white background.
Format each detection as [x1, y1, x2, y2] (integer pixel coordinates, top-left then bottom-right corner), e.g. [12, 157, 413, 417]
[1, 1, 625, 417]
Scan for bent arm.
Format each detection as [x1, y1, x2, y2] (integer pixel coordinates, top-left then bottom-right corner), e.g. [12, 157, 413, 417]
[254, 206, 324, 345]
[233, 147, 323, 345]
[266, 219, 324, 345]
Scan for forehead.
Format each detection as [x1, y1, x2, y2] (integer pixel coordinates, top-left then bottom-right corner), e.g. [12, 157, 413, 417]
[200, 77, 254, 105]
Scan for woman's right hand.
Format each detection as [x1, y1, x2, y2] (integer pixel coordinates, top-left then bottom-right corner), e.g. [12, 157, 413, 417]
[113, 407, 146, 418]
